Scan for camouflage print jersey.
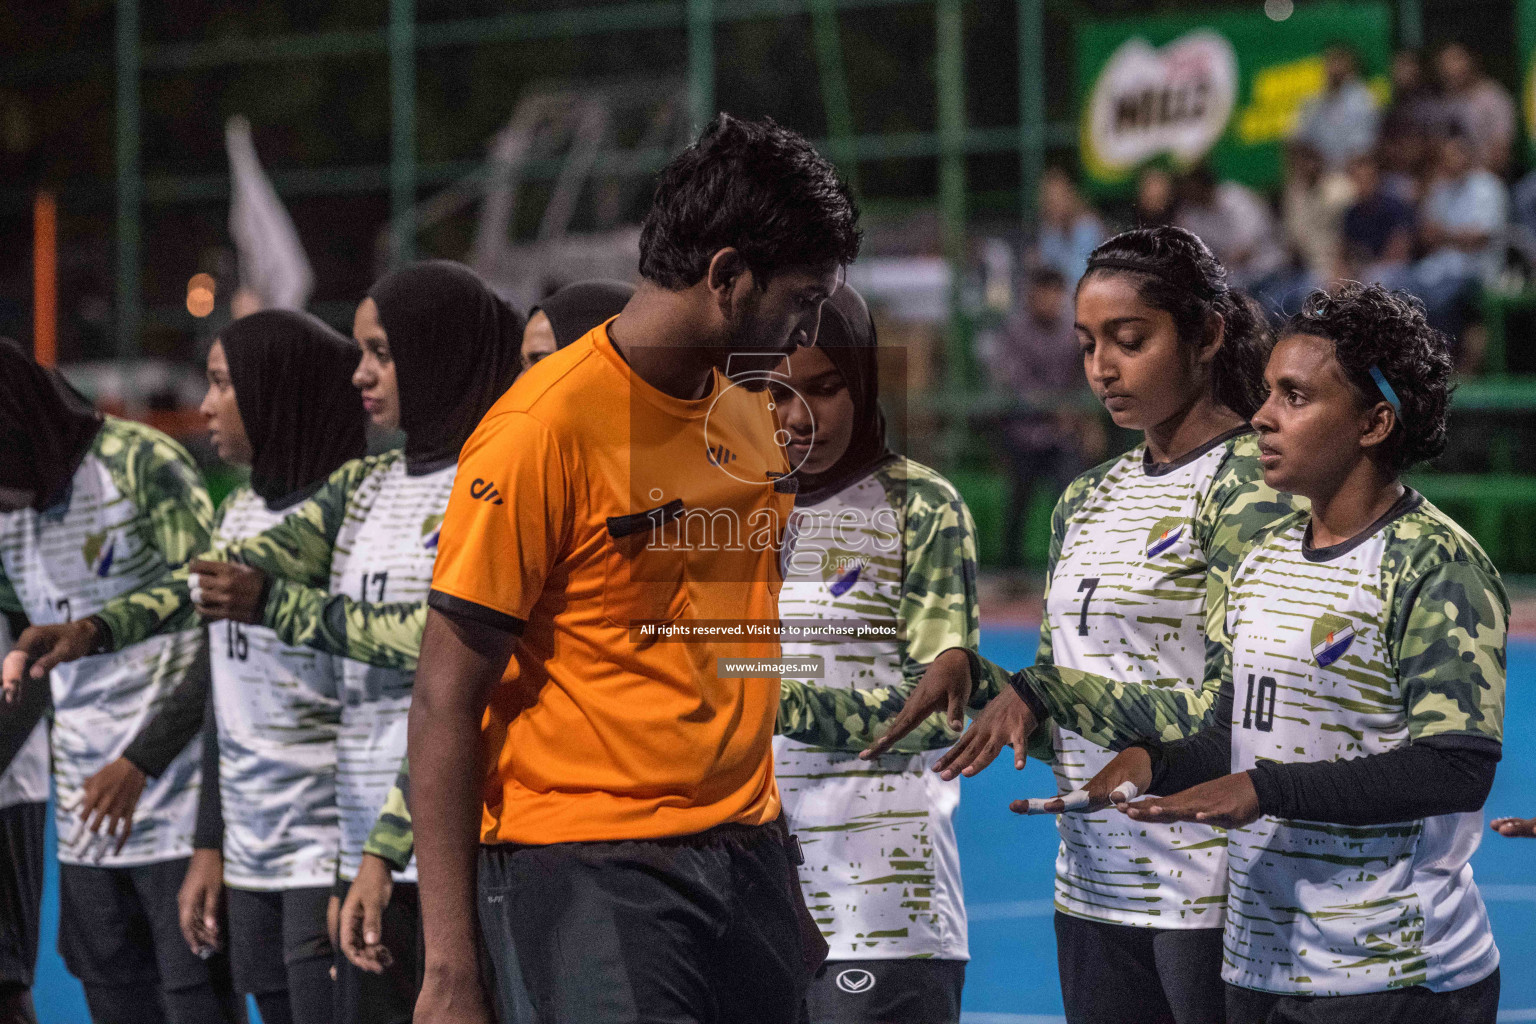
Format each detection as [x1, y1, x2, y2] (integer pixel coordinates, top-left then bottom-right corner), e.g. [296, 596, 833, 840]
[0, 417, 212, 866]
[1013, 432, 1302, 751]
[358, 459, 988, 877]
[0, 585, 49, 810]
[1016, 429, 1299, 928]
[208, 486, 341, 890]
[95, 450, 451, 882]
[1216, 491, 1503, 996]
[773, 458, 978, 961]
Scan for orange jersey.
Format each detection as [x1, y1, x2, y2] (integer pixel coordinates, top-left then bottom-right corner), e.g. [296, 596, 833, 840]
[428, 322, 794, 844]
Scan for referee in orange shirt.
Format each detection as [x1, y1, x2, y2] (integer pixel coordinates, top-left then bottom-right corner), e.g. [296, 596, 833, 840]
[409, 114, 862, 1024]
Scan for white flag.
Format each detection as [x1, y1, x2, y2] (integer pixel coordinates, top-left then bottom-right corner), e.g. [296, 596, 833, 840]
[226, 115, 314, 311]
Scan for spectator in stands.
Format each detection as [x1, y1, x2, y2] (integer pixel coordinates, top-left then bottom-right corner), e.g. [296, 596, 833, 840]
[1176, 164, 1284, 290]
[1435, 42, 1516, 174]
[1340, 153, 1416, 288]
[1035, 167, 1105, 287]
[1292, 44, 1381, 171]
[982, 266, 1096, 575]
[1509, 167, 1536, 249]
[1278, 141, 1356, 292]
[1134, 167, 1176, 227]
[1413, 129, 1508, 340]
[1383, 49, 1452, 137]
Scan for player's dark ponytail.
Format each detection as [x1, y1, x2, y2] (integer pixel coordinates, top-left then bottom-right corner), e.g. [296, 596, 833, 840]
[1079, 226, 1273, 419]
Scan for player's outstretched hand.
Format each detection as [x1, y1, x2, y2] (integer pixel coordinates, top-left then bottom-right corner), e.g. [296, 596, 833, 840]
[189, 560, 268, 624]
[1121, 771, 1261, 829]
[70, 756, 146, 861]
[341, 853, 396, 974]
[177, 848, 225, 957]
[931, 685, 1038, 780]
[2, 619, 101, 701]
[415, 964, 494, 1024]
[860, 647, 973, 760]
[1490, 817, 1536, 838]
[1010, 745, 1152, 815]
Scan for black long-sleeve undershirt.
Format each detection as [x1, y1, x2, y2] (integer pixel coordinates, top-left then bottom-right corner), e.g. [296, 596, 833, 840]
[194, 694, 223, 851]
[1143, 681, 1500, 826]
[122, 641, 211, 778]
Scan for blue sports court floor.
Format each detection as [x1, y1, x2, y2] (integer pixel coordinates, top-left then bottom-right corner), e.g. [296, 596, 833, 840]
[29, 628, 1536, 1022]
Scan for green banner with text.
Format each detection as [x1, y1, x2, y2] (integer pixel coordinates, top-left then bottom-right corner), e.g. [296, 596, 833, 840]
[1075, 2, 1391, 194]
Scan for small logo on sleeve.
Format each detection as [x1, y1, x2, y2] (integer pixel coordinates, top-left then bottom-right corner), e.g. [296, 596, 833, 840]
[828, 563, 862, 596]
[1145, 516, 1186, 558]
[83, 531, 116, 577]
[421, 514, 445, 550]
[469, 479, 503, 505]
[1310, 613, 1356, 667]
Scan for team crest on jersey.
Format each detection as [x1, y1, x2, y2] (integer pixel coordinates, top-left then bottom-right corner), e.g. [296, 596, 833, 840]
[828, 561, 862, 596]
[421, 514, 444, 550]
[1144, 516, 1186, 558]
[82, 530, 116, 577]
[1310, 613, 1356, 667]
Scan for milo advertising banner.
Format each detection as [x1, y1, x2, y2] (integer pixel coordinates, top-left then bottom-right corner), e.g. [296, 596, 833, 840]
[1076, 2, 1391, 192]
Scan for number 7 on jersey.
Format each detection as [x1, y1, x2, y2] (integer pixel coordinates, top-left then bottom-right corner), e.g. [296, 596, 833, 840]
[1076, 577, 1100, 636]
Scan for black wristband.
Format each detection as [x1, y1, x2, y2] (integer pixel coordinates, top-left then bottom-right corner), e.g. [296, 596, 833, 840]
[86, 615, 114, 655]
[961, 648, 983, 691]
[254, 571, 274, 624]
[1008, 669, 1049, 723]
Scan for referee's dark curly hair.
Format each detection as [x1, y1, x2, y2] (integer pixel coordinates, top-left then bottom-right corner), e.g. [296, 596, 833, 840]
[639, 113, 862, 289]
[1281, 283, 1455, 473]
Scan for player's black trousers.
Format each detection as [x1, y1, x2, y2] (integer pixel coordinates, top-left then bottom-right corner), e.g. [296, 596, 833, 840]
[225, 886, 333, 1024]
[1225, 967, 1499, 1024]
[332, 878, 422, 1024]
[1054, 911, 1226, 1024]
[58, 857, 244, 1024]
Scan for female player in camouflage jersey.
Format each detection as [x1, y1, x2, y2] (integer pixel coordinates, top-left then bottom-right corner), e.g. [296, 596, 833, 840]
[763, 283, 981, 1023]
[863, 227, 1302, 1024]
[169, 310, 367, 1024]
[0, 340, 241, 1024]
[9, 262, 523, 1024]
[1039, 283, 1505, 1022]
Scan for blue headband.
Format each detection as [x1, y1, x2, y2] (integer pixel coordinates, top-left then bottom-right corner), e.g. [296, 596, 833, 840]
[1368, 365, 1402, 422]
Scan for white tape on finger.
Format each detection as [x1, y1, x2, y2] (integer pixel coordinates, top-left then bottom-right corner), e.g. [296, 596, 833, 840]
[1020, 788, 1091, 814]
[188, 575, 204, 604]
[1111, 780, 1141, 802]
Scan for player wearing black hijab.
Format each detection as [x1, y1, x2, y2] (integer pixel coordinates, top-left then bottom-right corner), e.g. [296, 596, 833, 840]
[12, 263, 524, 1024]
[768, 286, 981, 1023]
[160, 310, 367, 1024]
[0, 340, 240, 1024]
[520, 279, 636, 369]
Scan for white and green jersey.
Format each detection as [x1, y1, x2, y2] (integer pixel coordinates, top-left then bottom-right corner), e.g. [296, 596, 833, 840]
[1220, 492, 1504, 995]
[326, 457, 453, 882]
[0, 606, 49, 810]
[0, 418, 213, 866]
[94, 450, 452, 883]
[211, 487, 341, 890]
[773, 459, 979, 961]
[1042, 428, 1285, 928]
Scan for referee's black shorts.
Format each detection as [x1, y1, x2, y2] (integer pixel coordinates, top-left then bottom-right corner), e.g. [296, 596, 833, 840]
[477, 820, 809, 1024]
